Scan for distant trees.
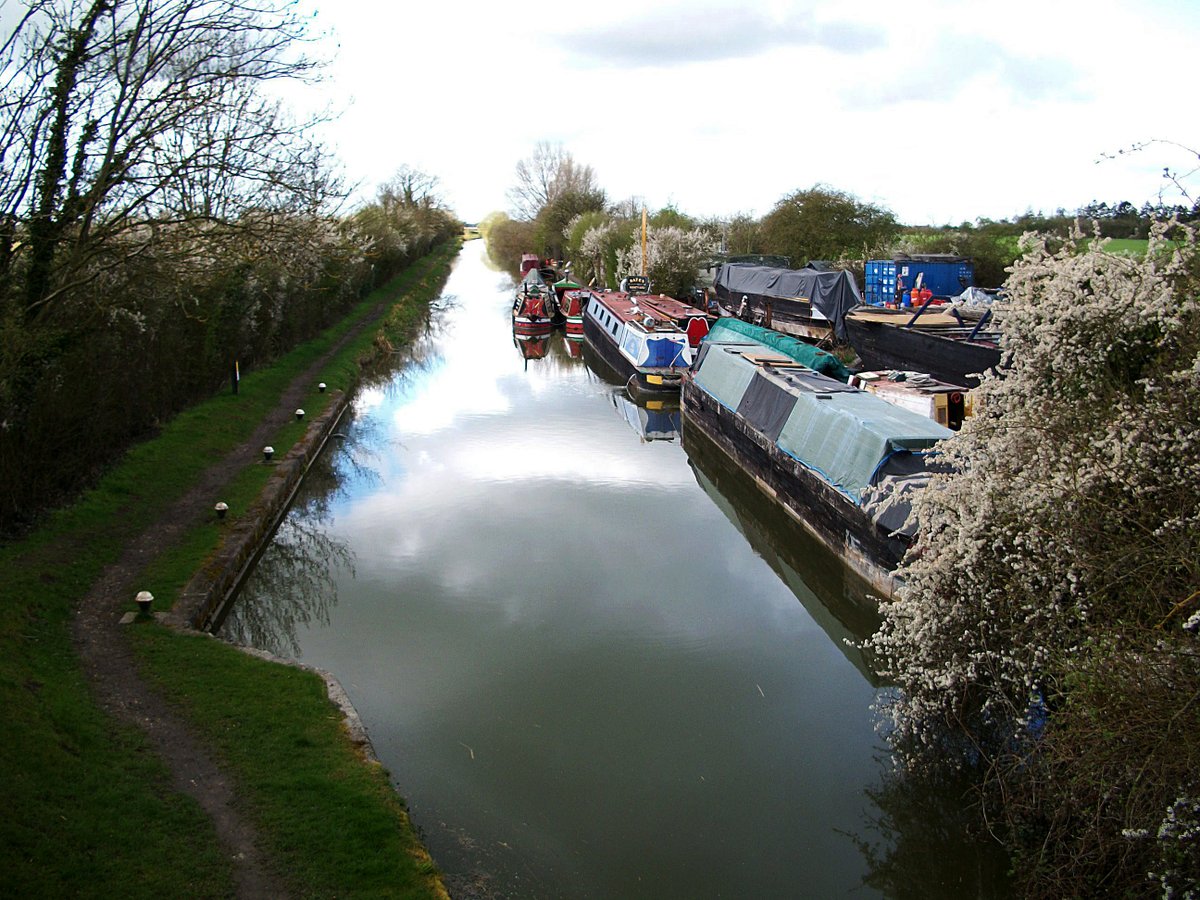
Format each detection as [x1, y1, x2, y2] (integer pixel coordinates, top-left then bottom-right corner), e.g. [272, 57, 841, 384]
[507, 141, 604, 222]
[759, 186, 900, 266]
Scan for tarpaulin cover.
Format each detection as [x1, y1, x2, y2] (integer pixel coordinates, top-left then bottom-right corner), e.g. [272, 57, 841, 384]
[643, 336, 688, 368]
[713, 263, 864, 340]
[692, 324, 953, 503]
[692, 343, 760, 408]
[737, 373, 798, 442]
[706, 318, 851, 382]
[776, 389, 951, 502]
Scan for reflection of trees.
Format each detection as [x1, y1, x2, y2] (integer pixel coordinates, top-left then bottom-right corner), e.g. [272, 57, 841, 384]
[852, 754, 1012, 900]
[221, 412, 367, 657]
[223, 512, 353, 658]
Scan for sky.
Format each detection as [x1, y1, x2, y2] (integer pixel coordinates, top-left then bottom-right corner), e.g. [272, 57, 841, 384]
[301, 0, 1198, 226]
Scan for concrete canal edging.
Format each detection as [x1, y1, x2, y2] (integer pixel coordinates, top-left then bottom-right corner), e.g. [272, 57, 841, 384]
[170, 390, 350, 634]
[161, 388, 384, 763]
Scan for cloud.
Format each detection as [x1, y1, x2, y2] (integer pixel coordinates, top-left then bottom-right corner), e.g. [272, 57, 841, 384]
[552, 5, 883, 68]
[844, 36, 1089, 109]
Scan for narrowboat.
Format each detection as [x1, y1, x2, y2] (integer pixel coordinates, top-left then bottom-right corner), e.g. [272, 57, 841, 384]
[519, 253, 541, 277]
[558, 288, 588, 336]
[582, 278, 710, 399]
[843, 304, 1001, 388]
[711, 261, 863, 342]
[682, 319, 953, 598]
[512, 268, 555, 335]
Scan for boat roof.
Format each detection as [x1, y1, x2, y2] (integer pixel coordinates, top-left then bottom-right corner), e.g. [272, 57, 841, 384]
[846, 305, 975, 329]
[694, 328, 952, 503]
[590, 290, 707, 329]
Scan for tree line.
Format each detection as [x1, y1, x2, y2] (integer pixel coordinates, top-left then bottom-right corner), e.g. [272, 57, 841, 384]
[485, 142, 1198, 295]
[0, 1, 459, 535]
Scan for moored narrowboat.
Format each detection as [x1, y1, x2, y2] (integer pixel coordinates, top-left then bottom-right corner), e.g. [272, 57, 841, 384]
[682, 319, 953, 598]
[512, 268, 555, 335]
[558, 288, 588, 336]
[843, 304, 1001, 388]
[582, 282, 710, 399]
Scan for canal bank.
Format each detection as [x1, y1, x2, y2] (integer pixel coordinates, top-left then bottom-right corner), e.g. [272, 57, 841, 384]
[3, 244, 459, 898]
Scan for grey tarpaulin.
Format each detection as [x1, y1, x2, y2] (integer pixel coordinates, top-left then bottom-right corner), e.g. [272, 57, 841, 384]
[737, 372, 799, 442]
[712, 263, 863, 340]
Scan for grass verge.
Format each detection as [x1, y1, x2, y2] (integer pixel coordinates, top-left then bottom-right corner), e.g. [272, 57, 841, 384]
[0, 240, 458, 897]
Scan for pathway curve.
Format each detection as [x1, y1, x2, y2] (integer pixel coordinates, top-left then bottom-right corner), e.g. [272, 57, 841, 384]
[71, 266, 444, 898]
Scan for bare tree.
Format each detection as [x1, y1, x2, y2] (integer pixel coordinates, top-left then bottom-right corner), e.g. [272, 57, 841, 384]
[377, 165, 443, 212]
[507, 140, 599, 220]
[0, 0, 343, 322]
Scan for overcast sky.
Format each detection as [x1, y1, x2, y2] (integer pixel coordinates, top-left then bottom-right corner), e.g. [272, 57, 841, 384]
[304, 0, 1199, 226]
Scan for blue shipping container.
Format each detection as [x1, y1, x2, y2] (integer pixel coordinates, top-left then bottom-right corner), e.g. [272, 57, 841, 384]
[864, 260, 898, 306]
[891, 258, 974, 299]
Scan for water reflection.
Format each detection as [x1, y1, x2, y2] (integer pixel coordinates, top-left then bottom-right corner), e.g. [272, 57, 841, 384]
[221, 426, 358, 657]
[512, 330, 550, 365]
[682, 418, 883, 684]
[220, 243, 1011, 899]
[610, 390, 682, 443]
[856, 759, 1013, 899]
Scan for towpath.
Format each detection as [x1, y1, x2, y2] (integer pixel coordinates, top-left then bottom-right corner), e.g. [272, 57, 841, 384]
[71, 275, 432, 898]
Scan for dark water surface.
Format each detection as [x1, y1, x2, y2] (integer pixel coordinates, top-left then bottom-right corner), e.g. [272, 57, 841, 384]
[221, 243, 997, 898]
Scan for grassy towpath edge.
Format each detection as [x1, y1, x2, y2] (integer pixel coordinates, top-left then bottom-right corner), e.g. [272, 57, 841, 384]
[1, 241, 460, 898]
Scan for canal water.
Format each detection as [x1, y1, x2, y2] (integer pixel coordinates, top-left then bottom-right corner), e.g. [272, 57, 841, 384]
[221, 241, 1001, 898]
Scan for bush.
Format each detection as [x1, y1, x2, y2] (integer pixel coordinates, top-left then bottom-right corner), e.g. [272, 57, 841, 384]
[870, 223, 1200, 896]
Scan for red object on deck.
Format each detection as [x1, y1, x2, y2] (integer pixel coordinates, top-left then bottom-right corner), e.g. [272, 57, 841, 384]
[685, 316, 710, 347]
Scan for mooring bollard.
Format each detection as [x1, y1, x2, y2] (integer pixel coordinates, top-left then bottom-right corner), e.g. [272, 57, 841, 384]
[215, 501, 228, 520]
[295, 408, 305, 422]
[135, 591, 153, 616]
[263, 445, 274, 462]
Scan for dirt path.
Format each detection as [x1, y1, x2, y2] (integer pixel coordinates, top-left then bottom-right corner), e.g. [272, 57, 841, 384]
[71, 286, 420, 898]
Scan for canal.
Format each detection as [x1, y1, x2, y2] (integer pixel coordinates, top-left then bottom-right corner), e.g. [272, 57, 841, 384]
[220, 241, 1000, 898]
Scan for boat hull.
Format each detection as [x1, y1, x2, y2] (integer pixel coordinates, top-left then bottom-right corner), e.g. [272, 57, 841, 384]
[512, 314, 553, 336]
[681, 374, 905, 599]
[583, 313, 685, 396]
[844, 315, 1000, 388]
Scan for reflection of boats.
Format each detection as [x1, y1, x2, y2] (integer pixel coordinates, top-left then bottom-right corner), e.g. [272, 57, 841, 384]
[682, 319, 953, 598]
[583, 280, 710, 400]
[561, 332, 584, 359]
[609, 390, 681, 442]
[684, 420, 883, 685]
[844, 305, 1001, 388]
[712, 262, 863, 342]
[558, 288, 588, 335]
[513, 330, 551, 362]
[512, 268, 555, 335]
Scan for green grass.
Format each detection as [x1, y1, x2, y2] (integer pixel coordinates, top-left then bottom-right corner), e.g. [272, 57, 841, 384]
[0, 240, 457, 897]
[136, 626, 442, 897]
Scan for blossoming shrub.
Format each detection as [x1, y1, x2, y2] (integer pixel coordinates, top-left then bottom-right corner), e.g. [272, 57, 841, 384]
[615, 225, 714, 298]
[870, 226, 1200, 896]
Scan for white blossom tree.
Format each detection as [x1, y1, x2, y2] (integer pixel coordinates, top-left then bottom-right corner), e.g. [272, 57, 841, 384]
[615, 224, 713, 298]
[869, 223, 1200, 896]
